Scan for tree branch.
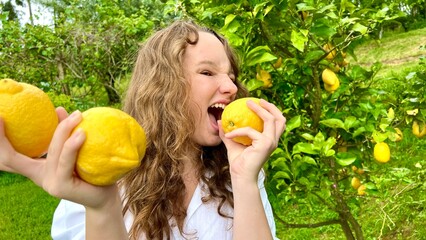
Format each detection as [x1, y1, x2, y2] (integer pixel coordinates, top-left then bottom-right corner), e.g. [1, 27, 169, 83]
[273, 209, 340, 228]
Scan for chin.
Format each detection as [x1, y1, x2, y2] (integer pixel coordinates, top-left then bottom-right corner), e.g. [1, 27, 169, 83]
[199, 137, 222, 147]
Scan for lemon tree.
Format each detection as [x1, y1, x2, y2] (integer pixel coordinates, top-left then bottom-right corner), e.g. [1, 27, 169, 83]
[180, 1, 419, 239]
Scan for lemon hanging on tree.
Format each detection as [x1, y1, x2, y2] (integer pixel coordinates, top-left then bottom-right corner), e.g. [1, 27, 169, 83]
[373, 142, 391, 163]
[0, 78, 58, 157]
[351, 177, 361, 189]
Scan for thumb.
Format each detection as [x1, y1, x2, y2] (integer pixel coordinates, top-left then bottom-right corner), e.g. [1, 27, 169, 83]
[217, 120, 231, 145]
[217, 120, 243, 157]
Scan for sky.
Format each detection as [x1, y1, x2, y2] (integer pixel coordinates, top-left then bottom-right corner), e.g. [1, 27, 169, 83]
[1, 0, 53, 26]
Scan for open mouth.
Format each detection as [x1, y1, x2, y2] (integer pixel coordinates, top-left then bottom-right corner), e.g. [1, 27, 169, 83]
[208, 103, 226, 122]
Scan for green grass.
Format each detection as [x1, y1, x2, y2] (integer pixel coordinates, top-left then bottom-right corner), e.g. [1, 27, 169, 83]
[0, 172, 59, 240]
[351, 27, 426, 78]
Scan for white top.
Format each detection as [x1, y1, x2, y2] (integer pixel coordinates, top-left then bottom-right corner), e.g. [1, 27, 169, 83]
[51, 172, 279, 240]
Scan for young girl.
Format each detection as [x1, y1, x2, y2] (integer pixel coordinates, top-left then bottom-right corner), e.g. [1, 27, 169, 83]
[0, 20, 286, 239]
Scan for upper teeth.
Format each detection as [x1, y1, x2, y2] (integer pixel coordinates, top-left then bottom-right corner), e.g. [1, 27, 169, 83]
[210, 103, 226, 109]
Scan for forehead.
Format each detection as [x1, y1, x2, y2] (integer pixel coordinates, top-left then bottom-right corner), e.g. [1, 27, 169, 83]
[184, 31, 230, 66]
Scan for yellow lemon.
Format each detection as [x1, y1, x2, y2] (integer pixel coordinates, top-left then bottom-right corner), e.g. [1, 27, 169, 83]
[339, 59, 349, 67]
[322, 68, 338, 85]
[351, 177, 361, 189]
[73, 107, 146, 186]
[412, 120, 426, 138]
[323, 43, 336, 61]
[357, 184, 367, 196]
[273, 57, 282, 68]
[373, 142, 390, 163]
[221, 97, 263, 146]
[256, 69, 273, 88]
[0, 78, 58, 157]
[324, 79, 340, 93]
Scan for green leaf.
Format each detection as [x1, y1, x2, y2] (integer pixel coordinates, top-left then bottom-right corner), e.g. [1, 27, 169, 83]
[274, 171, 291, 180]
[344, 116, 359, 130]
[310, 24, 337, 39]
[320, 119, 345, 129]
[322, 137, 336, 155]
[352, 23, 368, 34]
[302, 156, 317, 165]
[245, 46, 277, 66]
[353, 127, 366, 137]
[285, 115, 302, 133]
[305, 50, 325, 62]
[372, 130, 388, 143]
[224, 14, 236, 27]
[253, 2, 268, 18]
[271, 157, 290, 172]
[314, 131, 326, 143]
[245, 79, 264, 91]
[335, 153, 357, 166]
[291, 30, 308, 52]
[325, 149, 336, 157]
[293, 142, 318, 155]
[301, 133, 315, 141]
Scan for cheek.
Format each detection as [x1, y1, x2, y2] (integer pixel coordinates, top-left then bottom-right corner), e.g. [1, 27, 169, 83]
[188, 100, 203, 124]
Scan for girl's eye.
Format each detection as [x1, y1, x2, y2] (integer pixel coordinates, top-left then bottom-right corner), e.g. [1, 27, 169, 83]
[201, 71, 212, 76]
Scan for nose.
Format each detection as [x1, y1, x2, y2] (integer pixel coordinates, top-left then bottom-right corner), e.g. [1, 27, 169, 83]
[219, 74, 238, 95]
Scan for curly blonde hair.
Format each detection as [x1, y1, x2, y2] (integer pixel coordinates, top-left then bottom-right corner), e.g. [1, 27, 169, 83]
[121, 20, 248, 239]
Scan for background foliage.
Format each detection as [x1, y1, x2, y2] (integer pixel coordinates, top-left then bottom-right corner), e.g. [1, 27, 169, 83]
[1, 0, 426, 239]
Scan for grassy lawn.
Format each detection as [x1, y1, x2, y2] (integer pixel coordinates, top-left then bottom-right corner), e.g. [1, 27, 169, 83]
[350, 27, 426, 78]
[0, 172, 59, 239]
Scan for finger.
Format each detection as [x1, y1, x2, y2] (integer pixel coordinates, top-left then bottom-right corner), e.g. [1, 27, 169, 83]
[39, 107, 70, 157]
[218, 120, 237, 146]
[258, 100, 286, 139]
[46, 110, 82, 173]
[56, 107, 69, 122]
[224, 127, 264, 145]
[247, 100, 277, 139]
[55, 128, 86, 184]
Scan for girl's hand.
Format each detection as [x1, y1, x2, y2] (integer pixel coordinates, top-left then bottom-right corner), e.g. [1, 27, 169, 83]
[219, 99, 286, 183]
[0, 107, 118, 209]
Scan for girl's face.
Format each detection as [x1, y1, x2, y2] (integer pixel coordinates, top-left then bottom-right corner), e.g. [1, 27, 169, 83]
[183, 31, 238, 146]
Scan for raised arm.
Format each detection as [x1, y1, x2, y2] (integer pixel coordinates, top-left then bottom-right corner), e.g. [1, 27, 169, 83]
[0, 107, 128, 239]
[219, 99, 286, 240]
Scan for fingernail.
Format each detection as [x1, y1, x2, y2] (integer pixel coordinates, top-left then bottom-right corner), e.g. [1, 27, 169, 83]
[69, 110, 81, 120]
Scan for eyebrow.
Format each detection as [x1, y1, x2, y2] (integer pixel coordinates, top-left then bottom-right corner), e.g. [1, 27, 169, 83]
[197, 60, 234, 75]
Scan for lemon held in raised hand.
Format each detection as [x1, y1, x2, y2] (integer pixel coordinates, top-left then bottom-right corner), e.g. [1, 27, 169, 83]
[221, 97, 263, 146]
[0, 78, 58, 157]
[73, 107, 147, 186]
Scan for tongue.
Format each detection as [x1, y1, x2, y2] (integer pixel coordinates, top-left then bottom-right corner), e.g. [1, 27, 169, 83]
[209, 113, 219, 130]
